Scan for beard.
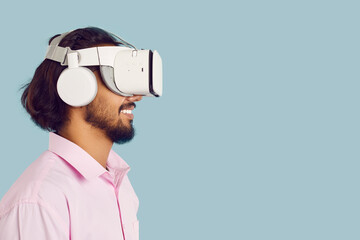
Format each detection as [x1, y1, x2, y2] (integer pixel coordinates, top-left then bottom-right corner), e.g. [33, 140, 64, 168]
[84, 99, 135, 144]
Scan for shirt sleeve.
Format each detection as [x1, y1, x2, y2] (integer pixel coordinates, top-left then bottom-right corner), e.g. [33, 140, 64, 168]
[0, 202, 69, 240]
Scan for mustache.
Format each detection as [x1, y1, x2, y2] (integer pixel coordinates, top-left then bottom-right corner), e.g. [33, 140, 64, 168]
[119, 102, 136, 113]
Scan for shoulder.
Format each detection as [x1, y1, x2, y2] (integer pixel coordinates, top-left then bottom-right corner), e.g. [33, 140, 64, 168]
[0, 150, 77, 222]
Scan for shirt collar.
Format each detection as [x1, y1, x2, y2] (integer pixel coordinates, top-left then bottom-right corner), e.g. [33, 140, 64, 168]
[48, 132, 130, 180]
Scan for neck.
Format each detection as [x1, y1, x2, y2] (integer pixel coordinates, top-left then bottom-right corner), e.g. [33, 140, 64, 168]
[58, 115, 113, 170]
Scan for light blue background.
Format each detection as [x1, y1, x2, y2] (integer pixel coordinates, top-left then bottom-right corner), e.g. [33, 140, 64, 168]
[0, 0, 359, 239]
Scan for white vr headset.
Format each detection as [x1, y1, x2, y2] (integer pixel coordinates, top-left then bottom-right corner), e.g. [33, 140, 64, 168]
[45, 32, 163, 107]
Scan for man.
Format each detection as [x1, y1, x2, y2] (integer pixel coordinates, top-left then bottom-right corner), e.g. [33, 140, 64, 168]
[0, 27, 161, 239]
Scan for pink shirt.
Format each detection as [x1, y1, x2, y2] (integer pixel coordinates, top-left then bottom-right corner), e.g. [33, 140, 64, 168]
[0, 132, 139, 240]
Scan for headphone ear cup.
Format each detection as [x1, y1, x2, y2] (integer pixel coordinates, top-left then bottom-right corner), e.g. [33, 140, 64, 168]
[57, 67, 98, 107]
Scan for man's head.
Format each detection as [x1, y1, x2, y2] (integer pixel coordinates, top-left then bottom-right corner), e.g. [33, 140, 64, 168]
[21, 27, 142, 144]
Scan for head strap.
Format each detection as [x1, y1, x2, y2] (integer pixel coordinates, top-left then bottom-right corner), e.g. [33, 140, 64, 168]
[45, 32, 72, 64]
[44, 30, 137, 66]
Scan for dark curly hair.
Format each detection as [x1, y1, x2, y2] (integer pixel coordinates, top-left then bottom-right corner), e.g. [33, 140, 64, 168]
[21, 27, 120, 132]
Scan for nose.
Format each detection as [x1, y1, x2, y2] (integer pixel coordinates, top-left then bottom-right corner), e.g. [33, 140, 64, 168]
[126, 95, 143, 102]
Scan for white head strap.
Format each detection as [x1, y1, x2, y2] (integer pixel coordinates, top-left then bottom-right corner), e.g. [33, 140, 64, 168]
[45, 32, 72, 65]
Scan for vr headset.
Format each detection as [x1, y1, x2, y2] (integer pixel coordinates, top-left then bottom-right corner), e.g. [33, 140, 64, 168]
[45, 31, 163, 107]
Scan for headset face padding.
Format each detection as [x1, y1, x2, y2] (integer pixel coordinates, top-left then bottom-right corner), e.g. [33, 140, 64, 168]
[57, 67, 98, 107]
[100, 66, 132, 97]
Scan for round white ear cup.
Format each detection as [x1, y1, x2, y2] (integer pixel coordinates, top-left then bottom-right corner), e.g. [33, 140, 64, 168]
[57, 67, 98, 107]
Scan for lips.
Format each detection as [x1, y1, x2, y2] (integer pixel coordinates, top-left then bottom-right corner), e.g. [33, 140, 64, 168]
[119, 103, 136, 120]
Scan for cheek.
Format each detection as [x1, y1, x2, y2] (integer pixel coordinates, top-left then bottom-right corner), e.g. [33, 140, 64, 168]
[102, 88, 127, 108]
[96, 91, 126, 113]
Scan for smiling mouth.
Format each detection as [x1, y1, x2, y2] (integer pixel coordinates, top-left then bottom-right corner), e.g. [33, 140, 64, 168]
[119, 104, 135, 119]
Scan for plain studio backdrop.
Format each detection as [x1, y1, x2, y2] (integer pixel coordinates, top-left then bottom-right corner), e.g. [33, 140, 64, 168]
[0, 0, 359, 239]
